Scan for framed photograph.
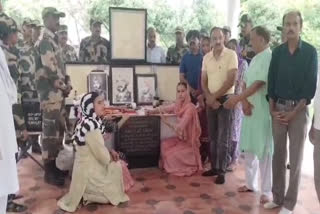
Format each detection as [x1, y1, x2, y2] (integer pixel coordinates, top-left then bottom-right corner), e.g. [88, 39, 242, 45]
[109, 7, 147, 63]
[65, 63, 109, 103]
[88, 71, 108, 100]
[135, 74, 157, 105]
[110, 66, 135, 105]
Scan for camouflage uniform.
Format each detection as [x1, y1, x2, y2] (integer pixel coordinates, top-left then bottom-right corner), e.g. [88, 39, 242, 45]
[61, 44, 78, 63]
[2, 46, 27, 133]
[79, 36, 110, 63]
[166, 26, 189, 64]
[57, 25, 78, 63]
[17, 32, 38, 100]
[166, 44, 189, 65]
[57, 24, 76, 143]
[35, 23, 67, 162]
[32, 20, 43, 44]
[0, 13, 27, 136]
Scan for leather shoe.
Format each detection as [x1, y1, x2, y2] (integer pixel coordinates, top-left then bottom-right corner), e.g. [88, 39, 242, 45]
[215, 174, 225, 184]
[202, 169, 219, 177]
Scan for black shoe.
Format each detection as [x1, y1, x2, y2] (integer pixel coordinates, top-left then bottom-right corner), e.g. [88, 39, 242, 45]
[215, 174, 225, 184]
[44, 161, 65, 187]
[202, 169, 219, 177]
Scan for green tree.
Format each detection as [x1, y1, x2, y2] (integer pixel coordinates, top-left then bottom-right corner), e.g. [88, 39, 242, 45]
[3, 0, 225, 48]
[89, 0, 224, 48]
[241, 0, 320, 50]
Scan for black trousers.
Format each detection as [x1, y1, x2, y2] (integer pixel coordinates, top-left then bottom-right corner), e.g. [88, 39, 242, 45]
[207, 96, 233, 174]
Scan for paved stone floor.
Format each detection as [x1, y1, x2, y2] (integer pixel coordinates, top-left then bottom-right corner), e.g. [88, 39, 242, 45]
[9, 149, 319, 214]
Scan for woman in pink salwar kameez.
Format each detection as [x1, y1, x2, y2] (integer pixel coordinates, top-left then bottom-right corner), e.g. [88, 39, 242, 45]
[148, 82, 203, 176]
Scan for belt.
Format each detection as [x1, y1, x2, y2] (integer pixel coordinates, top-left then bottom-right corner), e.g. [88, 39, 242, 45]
[276, 98, 299, 107]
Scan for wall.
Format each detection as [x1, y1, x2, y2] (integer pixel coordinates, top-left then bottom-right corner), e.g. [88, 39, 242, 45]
[66, 63, 179, 104]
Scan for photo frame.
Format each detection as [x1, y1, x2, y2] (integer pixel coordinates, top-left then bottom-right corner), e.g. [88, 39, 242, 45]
[88, 71, 108, 101]
[135, 74, 157, 105]
[65, 63, 109, 103]
[109, 7, 147, 63]
[110, 66, 135, 105]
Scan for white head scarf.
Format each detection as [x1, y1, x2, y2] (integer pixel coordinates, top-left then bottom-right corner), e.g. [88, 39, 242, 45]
[73, 92, 106, 146]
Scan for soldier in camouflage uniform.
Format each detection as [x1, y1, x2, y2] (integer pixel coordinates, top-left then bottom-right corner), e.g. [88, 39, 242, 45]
[17, 18, 42, 154]
[166, 26, 189, 65]
[57, 24, 76, 145]
[0, 12, 28, 213]
[32, 19, 43, 44]
[17, 18, 38, 99]
[79, 19, 110, 63]
[34, 7, 71, 187]
[57, 24, 78, 63]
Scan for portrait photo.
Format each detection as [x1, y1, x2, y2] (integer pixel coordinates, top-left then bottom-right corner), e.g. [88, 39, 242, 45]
[88, 71, 108, 100]
[110, 67, 135, 105]
[136, 74, 157, 105]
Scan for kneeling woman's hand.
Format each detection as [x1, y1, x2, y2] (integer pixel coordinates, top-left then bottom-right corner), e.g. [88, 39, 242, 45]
[110, 149, 120, 162]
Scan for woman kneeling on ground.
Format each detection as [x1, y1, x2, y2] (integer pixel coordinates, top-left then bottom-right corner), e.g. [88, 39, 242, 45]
[58, 92, 134, 212]
[147, 82, 203, 176]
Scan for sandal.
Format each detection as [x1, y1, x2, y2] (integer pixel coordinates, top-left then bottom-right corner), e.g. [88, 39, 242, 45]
[238, 185, 254, 193]
[6, 201, 28, 213]
[260, 195, 270, 204]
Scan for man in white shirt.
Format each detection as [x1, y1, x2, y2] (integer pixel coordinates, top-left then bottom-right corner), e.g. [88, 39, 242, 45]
[0, 13, 21, 213]
[309, 69, 320, 204]
[146, 27, 166, 63]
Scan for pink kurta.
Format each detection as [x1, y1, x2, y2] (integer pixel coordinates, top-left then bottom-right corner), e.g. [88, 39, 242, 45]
[160, 100, 203, 176]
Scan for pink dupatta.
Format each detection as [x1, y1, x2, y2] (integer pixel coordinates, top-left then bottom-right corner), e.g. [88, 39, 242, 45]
[172, 91, 203, 171]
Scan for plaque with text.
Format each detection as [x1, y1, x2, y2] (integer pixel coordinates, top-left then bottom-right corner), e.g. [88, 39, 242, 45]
[22, 100, 42, 132]
[116, 116, 160, 168]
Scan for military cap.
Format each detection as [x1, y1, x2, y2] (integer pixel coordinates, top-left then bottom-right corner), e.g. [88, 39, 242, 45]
[32, 19, 43, 28]
[238, 14, 252, 26]
[0, 13, 18, 37]
[90, 18, 102, 26]
[22, 18, 36, 26]
[175, 26, 184, 34]
[42, 7, 65, 19]
[57, 24, 68, 33]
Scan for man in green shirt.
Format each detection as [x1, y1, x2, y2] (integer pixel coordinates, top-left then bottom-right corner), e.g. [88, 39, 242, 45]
[265, 11, 318, 214]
